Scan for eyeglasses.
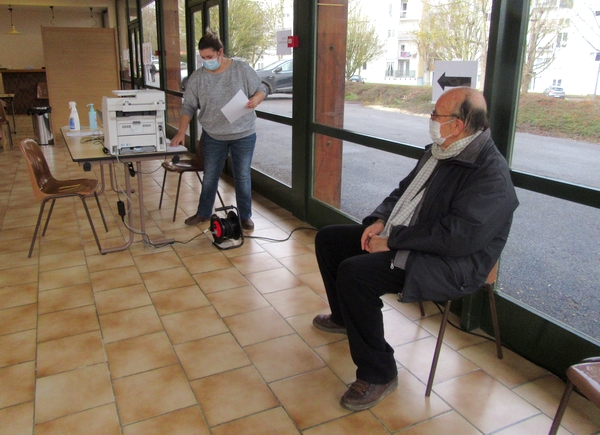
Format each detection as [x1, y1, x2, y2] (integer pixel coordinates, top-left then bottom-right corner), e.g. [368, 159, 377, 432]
[430, 112, 457, 119]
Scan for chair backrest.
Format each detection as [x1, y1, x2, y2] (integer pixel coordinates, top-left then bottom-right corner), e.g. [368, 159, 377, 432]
[19, 139, 56, 200]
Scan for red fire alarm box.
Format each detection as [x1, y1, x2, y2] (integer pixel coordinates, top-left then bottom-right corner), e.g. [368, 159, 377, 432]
[287, 35, 299, 48]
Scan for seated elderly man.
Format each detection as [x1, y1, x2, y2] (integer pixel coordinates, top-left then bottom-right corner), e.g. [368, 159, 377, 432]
[313, 86, 519, 411]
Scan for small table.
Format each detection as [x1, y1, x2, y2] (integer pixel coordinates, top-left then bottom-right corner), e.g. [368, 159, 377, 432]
[0, 94, 16, 133]
[61, 126, 189, 254]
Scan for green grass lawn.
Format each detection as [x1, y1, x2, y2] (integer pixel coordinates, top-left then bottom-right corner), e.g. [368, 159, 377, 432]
[346, 82, 600, 143]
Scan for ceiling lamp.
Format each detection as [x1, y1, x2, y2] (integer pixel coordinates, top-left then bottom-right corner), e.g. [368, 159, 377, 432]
[7, 5, 20, 35]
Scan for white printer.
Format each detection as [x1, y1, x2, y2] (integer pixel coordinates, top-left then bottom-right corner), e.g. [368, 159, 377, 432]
[102, 90, 166, 155]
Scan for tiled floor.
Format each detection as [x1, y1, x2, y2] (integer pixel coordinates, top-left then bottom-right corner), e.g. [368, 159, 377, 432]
[1, 115, 599, 434]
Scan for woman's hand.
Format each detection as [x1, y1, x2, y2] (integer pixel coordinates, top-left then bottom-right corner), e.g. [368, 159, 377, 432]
[246, 91, 266, 109]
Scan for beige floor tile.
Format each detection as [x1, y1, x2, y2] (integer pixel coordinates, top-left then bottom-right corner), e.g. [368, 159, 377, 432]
[394, 411, 482, 435]
[122, 406, 210, 435]
[37, 330, 106, 377]
[368, 368, 451, 432]
[514, 374, 600, 434]
[269, 367, 351, 430]
[0, 401, 34, 435]
[38, 283, 95, 314]
[211, 407, 300, 435]
[39, 265, 89, 291]
[37, 305, 100, 343]
[493, 413, 572, 435]
[264, 285, 329, 318]
[206, 285, 270, 318]
[181, 252, 232, 274]
[0, 251, 38, 270]
[417, 311, 488, 350]
[34, 403, 121, 435]
[245, 334, 325, 382]
[86, 250, 135, 272]
[0, 361, 35, 409]
[0, 330, 36, 368]
[90, 265, 143, 292]
[433, 370, 540, 433]
[161, 306, 229, 344]
[38, 237, 84, 256]
[141, 266, 197, 293]
[260, 239, 313, 259]
[190, 366, 279, 427]
[245, 267, 304, 294]
[459, 340, 548, 388]
[113, 365, 197, 425]
[94, 283, 152, 315]
[105, 331, 178, 379]
[229, 252, 282, 275]
[223, 306, 295, 346]
[0, 304, 37, 335]
[0, 265, 38, 288]
[99, 305, 163, 344]
[297, 271, 326, 294]
[394, 336, 479, 386]
[303, 410, 390, 435]
[39, 249, 86, 272]
[0, 283, 37, 310]
[192, 267, 249, 293]
[278, 252, 319, 275]
[314, 340, 356, 385]
[383, 308, 431, 346]
[35, 363, 114, 424]
[150, 285, 210, 315]
[175, 332, 250, 380]
[132, 250, 183, 273]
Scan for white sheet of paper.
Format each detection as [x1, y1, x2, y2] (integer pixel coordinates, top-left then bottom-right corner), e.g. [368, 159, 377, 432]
[221, 89, 253, 123]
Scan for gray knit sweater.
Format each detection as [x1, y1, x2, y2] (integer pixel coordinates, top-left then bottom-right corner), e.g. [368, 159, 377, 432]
[181, 60, 266, 141]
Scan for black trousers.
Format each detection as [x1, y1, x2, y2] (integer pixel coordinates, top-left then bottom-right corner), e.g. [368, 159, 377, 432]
[315, 224, 406, 384]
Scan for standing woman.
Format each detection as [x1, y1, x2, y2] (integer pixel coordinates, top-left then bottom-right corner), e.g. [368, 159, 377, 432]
[171, 28, 266, 230]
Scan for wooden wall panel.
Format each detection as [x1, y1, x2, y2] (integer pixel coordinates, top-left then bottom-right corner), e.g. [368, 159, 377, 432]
[41, 27, 120, 142]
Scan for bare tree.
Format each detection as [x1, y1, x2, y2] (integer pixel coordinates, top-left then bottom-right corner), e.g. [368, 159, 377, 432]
[571, 0, 600, 51]
[346, 0, 386, 79]
[414, 0, 491, 88]
[521, 0, 570, 93]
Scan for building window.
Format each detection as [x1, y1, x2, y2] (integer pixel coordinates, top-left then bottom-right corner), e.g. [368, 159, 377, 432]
[557, 32, 568, 47]
[400, 1, 408, 18]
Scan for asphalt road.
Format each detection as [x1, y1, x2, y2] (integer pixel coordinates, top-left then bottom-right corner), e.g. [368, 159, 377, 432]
[254, 96, 600, 342]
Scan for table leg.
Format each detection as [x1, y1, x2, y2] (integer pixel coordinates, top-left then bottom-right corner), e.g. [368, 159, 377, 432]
[9, 99, 16, 134]
[100, 161, 135, 254]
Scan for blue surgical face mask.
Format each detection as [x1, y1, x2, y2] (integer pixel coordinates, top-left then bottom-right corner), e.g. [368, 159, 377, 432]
[202, 58, 220, 71]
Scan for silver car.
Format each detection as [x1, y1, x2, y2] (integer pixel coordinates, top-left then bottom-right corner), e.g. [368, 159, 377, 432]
[543, 86, 565, 99]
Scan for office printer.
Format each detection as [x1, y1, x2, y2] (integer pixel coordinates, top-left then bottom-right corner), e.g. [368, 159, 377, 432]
[102, 90, 166, 155]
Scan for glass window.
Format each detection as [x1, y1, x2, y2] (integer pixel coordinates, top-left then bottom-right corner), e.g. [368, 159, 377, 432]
[141, 0, 158, 87]
[254, 119, 292, 186]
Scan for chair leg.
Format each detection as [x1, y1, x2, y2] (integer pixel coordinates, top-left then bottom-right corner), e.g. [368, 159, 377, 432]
[79, 196, 103, 254]
[93, 192, 109, 232]
[548, 379, 574, 435]
[28, 200, 49, 258]
[418, 301, 426, 317]
[41, 199, 56, 237]
[486, 283, 503, 359]
[426, 300, 452, 397]
[159, 167, 167, 210]
[173, 172, 183, 222]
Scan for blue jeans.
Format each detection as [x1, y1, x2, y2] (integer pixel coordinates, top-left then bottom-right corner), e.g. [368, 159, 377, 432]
[197, 131, 256, 220]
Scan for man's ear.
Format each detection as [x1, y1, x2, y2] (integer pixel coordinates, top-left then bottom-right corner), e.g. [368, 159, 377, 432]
[452, 118, 466, 136]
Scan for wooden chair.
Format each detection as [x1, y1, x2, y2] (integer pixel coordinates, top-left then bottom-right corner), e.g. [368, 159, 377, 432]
[0, 101, 13, 151]
[417, 262, 503, 396]
[158, 156, 225, 222]
[19, 139, 108, 257]
[549, 356, 600, 435]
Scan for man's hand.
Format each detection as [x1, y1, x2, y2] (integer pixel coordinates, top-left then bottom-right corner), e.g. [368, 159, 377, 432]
[361, 219, 385, 251]
[170, 131, 185, 147]
[364, 235, 390, 253]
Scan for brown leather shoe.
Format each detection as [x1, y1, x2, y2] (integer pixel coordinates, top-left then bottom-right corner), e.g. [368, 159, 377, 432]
[184, 214, 209, 226]
[312, 314, 347, 334]
[241, 218, 254, 230]
[340, 377, 398, 411]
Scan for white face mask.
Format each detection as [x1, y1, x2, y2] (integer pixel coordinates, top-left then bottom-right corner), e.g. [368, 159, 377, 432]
[429, 118, 455, 146]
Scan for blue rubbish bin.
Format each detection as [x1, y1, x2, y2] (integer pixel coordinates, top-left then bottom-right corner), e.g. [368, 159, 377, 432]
[27, 106, 54, 145]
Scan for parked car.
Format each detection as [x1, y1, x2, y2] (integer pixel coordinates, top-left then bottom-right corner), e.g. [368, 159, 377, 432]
[256, 59, 293, 96]
[543, 86, 565, 99]
[349, 75, 365, 83]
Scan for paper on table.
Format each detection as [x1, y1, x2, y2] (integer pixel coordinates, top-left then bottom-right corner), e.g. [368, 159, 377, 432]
[221, 89, 253, 123]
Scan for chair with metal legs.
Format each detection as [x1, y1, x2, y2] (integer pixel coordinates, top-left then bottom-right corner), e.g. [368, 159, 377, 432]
[416, 261, 503, 397]
[549, 356, 600, 435]
[158, 156, 225, 222]
[19, 139, 108, 257]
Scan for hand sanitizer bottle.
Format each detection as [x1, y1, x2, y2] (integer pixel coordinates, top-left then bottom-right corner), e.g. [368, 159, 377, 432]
[87, 103, 97, 130]
[69, 101, 80, 131]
